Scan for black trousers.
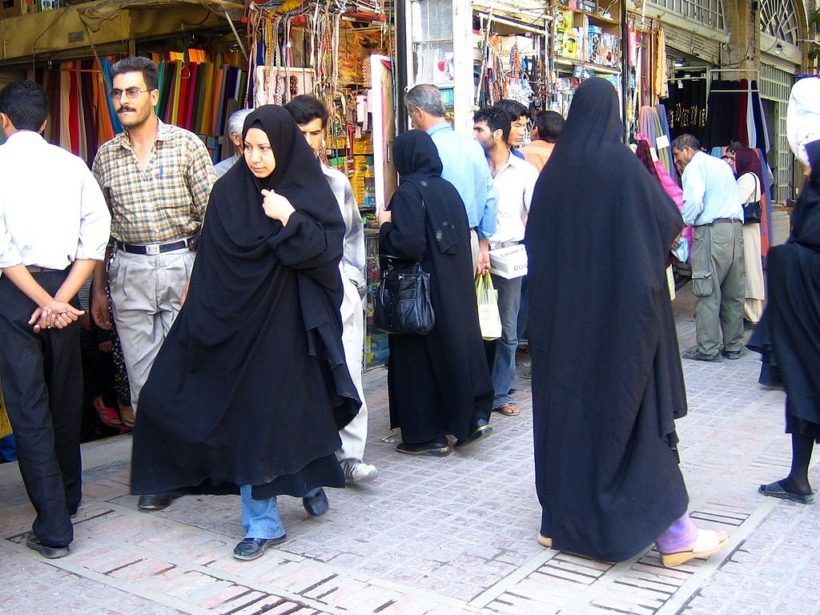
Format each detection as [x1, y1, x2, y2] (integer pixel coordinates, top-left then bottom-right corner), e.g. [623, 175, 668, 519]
[0, 271, 83, 547]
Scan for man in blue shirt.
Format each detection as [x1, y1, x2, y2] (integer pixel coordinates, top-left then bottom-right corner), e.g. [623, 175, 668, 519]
[404, 84, 497, 274]
[673, 134, 746, 362]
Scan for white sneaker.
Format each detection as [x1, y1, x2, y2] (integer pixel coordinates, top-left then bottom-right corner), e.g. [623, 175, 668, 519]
[341, 459, 378, 483]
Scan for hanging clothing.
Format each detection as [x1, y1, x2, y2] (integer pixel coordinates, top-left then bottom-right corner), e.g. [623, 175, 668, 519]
[380, 130, 494, 445]
[526, 78, 689, 562]
[131, 105, 360, 500]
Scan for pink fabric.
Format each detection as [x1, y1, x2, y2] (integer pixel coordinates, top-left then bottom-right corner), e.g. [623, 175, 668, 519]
[653, 160, 694, 255]
[655, 513, 698, 553]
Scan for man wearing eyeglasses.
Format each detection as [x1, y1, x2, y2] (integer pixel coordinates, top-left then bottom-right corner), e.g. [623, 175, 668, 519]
[91, 57, 215, 512]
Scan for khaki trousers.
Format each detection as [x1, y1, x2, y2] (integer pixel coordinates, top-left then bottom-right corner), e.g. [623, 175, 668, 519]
[690, 221, 746, 356]
[108, 248, 195, 411]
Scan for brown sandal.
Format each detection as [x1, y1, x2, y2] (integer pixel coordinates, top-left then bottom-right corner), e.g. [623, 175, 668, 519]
[117, 403, 135, 428]
[493, 403, 520, 416]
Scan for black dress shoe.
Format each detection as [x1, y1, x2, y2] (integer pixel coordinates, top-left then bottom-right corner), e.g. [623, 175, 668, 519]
[681, 347, 722, 362]
[455, 419, 493, 448]
[137, 494, 178, 511]
[232, 535, 287, 560]
[302, 488, 329, 517]
[722, 349, 742, 360]
[26, 533, 70, 559]
[396, 438, 452, 457]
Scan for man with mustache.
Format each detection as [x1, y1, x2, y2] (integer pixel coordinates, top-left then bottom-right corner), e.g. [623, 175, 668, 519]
[91, 57, 215, 511]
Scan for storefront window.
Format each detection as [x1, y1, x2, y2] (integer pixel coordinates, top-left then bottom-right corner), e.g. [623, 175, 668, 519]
[649, 0, 724, 30]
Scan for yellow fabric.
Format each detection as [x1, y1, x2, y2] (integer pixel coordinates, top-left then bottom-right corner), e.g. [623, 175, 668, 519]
[0, 379, 11, 439]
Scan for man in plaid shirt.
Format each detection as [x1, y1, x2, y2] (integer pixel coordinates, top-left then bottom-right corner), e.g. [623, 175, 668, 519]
[91, 57, 215, 511]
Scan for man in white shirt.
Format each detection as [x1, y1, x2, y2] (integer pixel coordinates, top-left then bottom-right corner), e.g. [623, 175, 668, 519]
[213, 108, 253, 179]
[474, 107, 538, 416]
[673, 133, 745, 361]
[0, 80, 111, 558]
[285, 95, 377, 488]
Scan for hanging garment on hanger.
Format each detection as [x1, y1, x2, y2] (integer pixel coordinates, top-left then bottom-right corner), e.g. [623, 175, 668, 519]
[654, 25, 668, 100]
[746, 81, 757, 149]
[751, 81, 768, 157]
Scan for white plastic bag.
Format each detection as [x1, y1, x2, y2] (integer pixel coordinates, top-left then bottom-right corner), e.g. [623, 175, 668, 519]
[475, 273, 502, 341]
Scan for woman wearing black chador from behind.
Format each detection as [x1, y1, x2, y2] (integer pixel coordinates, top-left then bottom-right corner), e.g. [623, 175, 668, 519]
[377, 130, 494, 456]
[130, 106, 360, 561]
[526, 78, 728, 567]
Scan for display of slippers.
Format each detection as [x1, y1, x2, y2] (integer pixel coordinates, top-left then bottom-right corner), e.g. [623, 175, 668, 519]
[659, 529, 729, 568]
[758, 481, 815, 504]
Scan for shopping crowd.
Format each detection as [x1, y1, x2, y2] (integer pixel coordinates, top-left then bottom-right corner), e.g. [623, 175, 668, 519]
[0, 58, 817, 569]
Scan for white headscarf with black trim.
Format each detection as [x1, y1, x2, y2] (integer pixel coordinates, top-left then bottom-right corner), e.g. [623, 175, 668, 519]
[787, 76, 820, 168]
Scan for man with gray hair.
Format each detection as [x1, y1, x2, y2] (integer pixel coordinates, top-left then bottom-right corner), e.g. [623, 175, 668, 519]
[214, 108, 253, 178]
[404, 84, 497, 274]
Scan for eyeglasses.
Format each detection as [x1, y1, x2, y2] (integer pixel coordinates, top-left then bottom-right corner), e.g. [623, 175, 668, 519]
[109, 87, 151, 100]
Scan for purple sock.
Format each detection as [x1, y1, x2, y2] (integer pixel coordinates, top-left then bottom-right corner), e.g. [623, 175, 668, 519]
[655, 513, 698, 553]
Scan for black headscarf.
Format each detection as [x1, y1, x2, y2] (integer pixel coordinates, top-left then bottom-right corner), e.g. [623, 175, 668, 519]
[526, 78, 688, 562]
[392, 130, 461, 255]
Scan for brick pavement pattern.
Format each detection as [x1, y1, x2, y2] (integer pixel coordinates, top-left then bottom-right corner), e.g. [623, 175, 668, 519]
[0, 287, 817, 614]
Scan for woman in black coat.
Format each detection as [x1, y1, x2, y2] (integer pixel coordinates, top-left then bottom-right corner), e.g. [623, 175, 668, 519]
[377, 130, 494, 456]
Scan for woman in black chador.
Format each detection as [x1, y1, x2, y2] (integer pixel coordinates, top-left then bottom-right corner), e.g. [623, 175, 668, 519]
[526, 78, 728, 567]
[750, 137, 820, 506]
[377, 130, 494, 456]
[130, 105, 359, 561]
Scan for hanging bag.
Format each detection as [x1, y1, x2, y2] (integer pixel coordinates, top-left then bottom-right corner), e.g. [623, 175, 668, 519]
[742, 174, 762, 224]
[475, 272, 502, 340]
[374, 257, 436, 335]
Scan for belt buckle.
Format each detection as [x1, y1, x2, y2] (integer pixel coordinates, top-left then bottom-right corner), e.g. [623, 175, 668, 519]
[146, 244, 160, 256]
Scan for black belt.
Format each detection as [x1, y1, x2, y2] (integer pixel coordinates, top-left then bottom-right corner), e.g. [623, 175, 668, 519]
[114, 238, 192, 255]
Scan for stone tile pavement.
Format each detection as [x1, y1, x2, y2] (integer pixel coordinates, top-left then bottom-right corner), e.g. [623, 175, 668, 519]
[1, 286, 817, 614]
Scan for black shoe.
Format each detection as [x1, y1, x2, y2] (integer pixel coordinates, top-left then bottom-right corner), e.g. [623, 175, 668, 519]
[396, 438, 453, 457]
[302, 488, 329, 517]
[25, 533, 70, 559]
[137, 494, 178, 511]
[232, 535, 287, 560]
[455, 419, 493, 448]
[722, 349, 742, 360]
[682, 347, 722, 362]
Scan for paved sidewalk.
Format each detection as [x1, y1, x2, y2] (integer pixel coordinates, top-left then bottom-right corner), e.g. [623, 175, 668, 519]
[1, 286, 817, 615]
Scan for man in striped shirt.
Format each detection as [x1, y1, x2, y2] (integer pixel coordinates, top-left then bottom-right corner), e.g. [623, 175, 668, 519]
[91, 57, 215, 511]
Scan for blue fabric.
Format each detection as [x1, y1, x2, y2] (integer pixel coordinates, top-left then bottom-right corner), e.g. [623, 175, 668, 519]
[490, 273, 523, 406]
[240, 484, 285, 540]
[0, 435, 16, 462]
[427, 122, 497, 239]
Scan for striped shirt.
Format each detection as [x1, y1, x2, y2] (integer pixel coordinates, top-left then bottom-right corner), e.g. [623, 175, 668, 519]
[92, 119, 215, 244]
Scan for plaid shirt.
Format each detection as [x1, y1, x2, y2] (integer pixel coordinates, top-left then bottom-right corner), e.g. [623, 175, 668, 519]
[92, 119, 215, 244]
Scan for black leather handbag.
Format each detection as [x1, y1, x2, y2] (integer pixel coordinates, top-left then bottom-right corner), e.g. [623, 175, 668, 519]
[374, 257, 435, 335]
[742, 174, 762, 224]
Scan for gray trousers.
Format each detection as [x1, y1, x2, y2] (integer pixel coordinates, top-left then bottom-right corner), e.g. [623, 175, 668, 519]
[690, 221, 746, 356]
[108, 248, 195, 411]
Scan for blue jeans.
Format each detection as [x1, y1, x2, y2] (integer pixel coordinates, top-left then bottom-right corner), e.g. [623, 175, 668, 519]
[490, 274, 523, 407]
[240, 484, 286, 540]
